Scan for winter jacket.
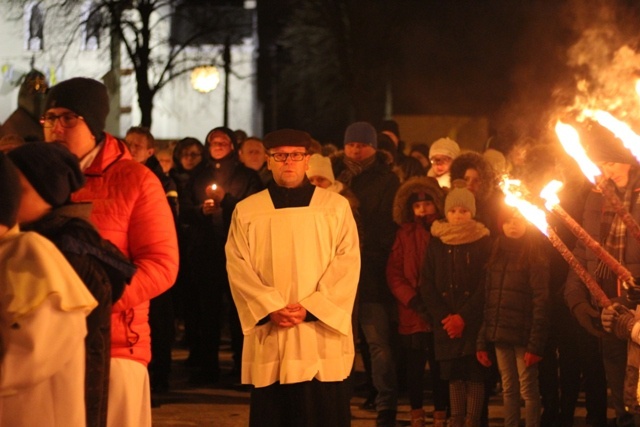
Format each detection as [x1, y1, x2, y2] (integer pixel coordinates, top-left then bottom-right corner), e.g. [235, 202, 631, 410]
[477, 234, 549, 356]
[71, 133, 179, 366]
[387, 177, 445, 334]
[333, 152, 400, 303]
[565, 171, 640, 313]
[421, 229, 491, 361]
[22, 203, 136, 427]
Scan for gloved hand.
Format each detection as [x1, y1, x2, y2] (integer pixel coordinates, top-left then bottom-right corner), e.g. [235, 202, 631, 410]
[476, 351, 492, 367]
[442, 314, 464, 339]
[524, 352, 542, 367]
[572, 302, 604, 337]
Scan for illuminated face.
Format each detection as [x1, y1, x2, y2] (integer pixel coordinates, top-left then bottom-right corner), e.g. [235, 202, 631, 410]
[309, 175, 332, 189]
[344, 142, 376, 163]
[464, 168, 482, 195]
[267, 146, 310, 188]
[207, 131, 233, 160]
[446, 206, 472, 225]
[502, 214, 527, 239]
[42, 107, 95, 159]
[429, 155, 452, 177]
[125, 132, 153, 163]
[239, 139, 266, 171]
[412, 200, 436, 217]
[598, 162, 631, 188]
[180, 145, 203, 171]
[16, 172, 51, 223]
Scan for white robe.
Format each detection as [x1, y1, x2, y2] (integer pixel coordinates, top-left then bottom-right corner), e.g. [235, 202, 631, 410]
[0, 227, 97, 426]
[225, 187, 360, 388]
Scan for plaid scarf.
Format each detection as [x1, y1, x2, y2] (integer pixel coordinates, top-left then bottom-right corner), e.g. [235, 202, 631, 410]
[337, 154, 376, 187]
[595, 171, 638, 280]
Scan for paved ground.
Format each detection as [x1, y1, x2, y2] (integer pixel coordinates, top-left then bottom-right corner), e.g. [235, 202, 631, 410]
[151, 346, 606, 427]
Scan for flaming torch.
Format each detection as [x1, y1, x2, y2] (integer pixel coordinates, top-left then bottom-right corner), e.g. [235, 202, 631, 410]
[555, 121, 640, 243]
[540, 180, 635, 288]
[501, 178, 612, 308]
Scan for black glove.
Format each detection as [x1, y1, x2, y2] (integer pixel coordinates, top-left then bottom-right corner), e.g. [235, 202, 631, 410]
[573, 302, 604, 337]
[408, 295, 428, 320]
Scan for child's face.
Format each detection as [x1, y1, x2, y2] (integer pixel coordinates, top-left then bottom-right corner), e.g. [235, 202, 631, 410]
[446, 206, 472, 224]
[412, 200, 436, 217]
[502, 215, 527, 239]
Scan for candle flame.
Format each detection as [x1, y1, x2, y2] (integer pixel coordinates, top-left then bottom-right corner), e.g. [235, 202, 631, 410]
[583, 109, 640, 163]
[540, 180, 563, 211]
[500, 178, 549, 236]
[211, 184, 217, 190]
[554, 121, 601, 184]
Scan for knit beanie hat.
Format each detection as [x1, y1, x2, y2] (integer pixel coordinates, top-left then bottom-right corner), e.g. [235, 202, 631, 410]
[344, 122, 377, 148]
[8, 142, 86, 208]
[306, 154, 335, 183]
[263, 129, 312, 150]
[379, 119, 400, 139]
[444, 180, 476, 217]
[429, 137, 460, 160]
[407, 191, 434, 208]
[44, 77, 109, 142]
[0, 152, 21, 227]
[410, 143, 430, 159]
[205, 126, 238, 151]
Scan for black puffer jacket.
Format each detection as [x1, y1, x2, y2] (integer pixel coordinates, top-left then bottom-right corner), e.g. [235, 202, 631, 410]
[477, 234, 549, 356]
[421, 232, 491, 361]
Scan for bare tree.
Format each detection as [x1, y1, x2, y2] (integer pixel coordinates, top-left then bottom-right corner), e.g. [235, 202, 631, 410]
[5, 0, 252, 128]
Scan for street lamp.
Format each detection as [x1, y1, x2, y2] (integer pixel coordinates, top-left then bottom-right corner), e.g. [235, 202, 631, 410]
[191, 65, 220, 93]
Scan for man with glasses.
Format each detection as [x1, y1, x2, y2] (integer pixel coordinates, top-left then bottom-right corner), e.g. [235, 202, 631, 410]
[41, 77, 179, 427]
[226, 129, 360, 427]
[427, 137, 461, 190]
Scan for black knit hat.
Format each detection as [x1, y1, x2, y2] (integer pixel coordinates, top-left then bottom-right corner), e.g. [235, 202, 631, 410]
[263, 129, 312, 150]
[8, 142, 86, 208]
[0, 152, 21, 227]
[44, 77, 110, 142]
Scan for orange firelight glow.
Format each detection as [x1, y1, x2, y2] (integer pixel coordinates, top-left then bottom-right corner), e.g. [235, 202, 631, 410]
[554, 121, 602, 184]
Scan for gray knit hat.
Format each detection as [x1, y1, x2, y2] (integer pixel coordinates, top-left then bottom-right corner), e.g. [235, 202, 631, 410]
[444, 180, 476, 217]
[344, 122, 377, 148]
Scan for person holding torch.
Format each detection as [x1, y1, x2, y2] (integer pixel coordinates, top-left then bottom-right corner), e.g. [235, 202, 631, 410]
[565, 127, 640, 427]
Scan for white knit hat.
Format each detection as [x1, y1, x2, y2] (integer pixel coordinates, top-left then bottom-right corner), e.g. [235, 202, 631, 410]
[429, 137, 460, 160]
[306, 154, 335, 183]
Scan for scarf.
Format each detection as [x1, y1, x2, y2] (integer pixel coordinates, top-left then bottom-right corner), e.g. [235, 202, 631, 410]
[431, 219, 490, 245]
[337, 154, 376, 187]
[595, 173, 637, 280]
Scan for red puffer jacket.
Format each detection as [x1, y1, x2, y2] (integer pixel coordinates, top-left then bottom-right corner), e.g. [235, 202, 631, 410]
[387, 221, 432, 335]
[71, 133, 179, 366]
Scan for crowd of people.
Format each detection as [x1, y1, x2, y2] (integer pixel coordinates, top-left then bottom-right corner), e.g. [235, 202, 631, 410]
[2, 74, 640, 427]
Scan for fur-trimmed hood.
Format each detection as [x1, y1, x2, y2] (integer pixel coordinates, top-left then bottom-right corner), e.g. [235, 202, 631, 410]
[393, 176, 445, 225]
[450, 151, 498, 202]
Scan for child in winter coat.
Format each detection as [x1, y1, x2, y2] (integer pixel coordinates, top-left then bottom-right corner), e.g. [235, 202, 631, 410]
[420, 180, 491, 427]
[476, 206, 549, 427]
[386, 177, 449, 427]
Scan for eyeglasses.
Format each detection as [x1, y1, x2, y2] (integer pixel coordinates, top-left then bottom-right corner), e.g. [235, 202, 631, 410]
[181, 152, 202, 159]
[40, 112, 83, 128]
[269, 152, 308, 162]
[430, 156, 452, 166]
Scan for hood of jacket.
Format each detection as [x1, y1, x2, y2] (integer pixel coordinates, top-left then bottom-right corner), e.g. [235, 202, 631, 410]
[393, 176, 445, 225]
[450, 151, 497, 202]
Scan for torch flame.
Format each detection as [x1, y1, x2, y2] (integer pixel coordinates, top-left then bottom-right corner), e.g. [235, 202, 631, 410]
[500, 178, 549, 236]
[584, 109, 640, 163]
[540, 180, 563, 211]
[554, 121, 601, 184]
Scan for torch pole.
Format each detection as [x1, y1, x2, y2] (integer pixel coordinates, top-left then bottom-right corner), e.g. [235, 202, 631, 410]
[546, 226, 612, 308]
[549, 203, 635, 288]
